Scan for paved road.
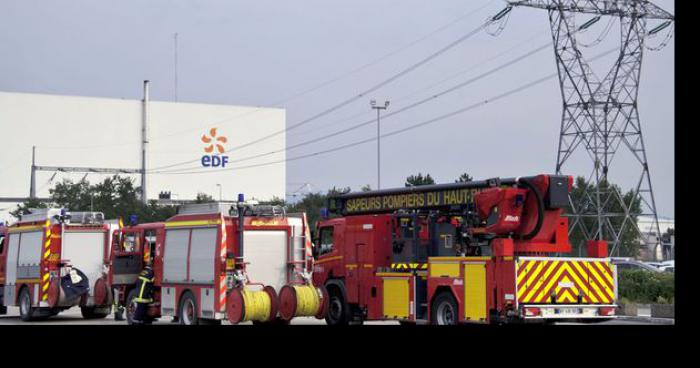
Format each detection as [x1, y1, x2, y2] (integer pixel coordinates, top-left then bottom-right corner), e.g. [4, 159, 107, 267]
[0, 307, 658, 325]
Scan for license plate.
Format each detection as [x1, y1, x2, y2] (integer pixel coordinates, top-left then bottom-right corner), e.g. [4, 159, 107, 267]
[556, 307, 580, 315]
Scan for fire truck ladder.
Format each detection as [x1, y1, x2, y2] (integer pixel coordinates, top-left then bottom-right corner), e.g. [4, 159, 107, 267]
[287, 216, 310, 284]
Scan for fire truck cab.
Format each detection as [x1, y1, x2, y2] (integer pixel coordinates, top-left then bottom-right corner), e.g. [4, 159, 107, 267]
[110, 201, 314, 325]
[0, 208, 113, 321]
[312, 174, 618, 325]
[109, 221, 164, 323]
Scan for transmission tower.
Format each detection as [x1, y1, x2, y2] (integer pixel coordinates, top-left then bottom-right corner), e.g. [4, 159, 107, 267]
[508, 1, 674, 260]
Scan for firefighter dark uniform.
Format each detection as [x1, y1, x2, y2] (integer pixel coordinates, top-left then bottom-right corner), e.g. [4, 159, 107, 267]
[132, 265, 154, 324]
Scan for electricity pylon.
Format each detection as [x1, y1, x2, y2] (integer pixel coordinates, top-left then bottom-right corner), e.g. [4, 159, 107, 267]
[508, 1, 674, 259]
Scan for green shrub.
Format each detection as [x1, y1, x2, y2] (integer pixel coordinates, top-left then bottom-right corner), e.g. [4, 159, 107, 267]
[618, 269, 674, 304]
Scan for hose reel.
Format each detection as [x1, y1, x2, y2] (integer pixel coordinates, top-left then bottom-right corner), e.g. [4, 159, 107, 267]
[278, 284, 329, 321]
[227, 286, 278, 324]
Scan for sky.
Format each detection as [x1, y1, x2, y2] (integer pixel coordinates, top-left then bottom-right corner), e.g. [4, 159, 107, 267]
[0, 0, 675, 217]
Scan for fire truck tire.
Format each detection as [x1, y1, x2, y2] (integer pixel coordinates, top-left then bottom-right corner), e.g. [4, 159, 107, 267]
[179, 291, 200, 325]
[431, 292, 458, 325]
[93, 278, 110, 306]
[81, 305, 111, 319]
[125, 288, 139, 325]
[325, 285, 350, 326]
[18, 287, 35, 322]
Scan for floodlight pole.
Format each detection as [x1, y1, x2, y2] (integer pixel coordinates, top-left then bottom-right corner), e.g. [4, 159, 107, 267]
[371, 99, 390, 190]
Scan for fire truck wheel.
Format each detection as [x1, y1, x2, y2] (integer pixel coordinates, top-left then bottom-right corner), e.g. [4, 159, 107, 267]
[431, 292, 458, 325]
[81, 305, 111, 319]
[179, 291, 200, 325]
[125, 289, 138, 325]
[325, 286, 350, 326]
[19, 287, 35, 322]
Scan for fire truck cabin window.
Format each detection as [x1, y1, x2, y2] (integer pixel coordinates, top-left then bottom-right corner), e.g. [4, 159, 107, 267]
[0, 234, 5, 255]
[144, 230, 157, 262]
[123, 233, 138, 252]
[145, 230, 157, 249]
[319, 227, 334, 255]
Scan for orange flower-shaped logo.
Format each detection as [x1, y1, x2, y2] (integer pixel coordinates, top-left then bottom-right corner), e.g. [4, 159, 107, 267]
[201, 128, 228, 154]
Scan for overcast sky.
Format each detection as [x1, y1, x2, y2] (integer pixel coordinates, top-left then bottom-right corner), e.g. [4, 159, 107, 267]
[0, 0, 674, 217]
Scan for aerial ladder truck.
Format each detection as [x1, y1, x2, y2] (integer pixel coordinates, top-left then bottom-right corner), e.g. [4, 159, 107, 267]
[312, 174, 617, 325]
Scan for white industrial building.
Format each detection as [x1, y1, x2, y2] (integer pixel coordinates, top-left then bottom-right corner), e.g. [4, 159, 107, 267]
[637, 215, 675, 261]
[0, 88, 286, 223]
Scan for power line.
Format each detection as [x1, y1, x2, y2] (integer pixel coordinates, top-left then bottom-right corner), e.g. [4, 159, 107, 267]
[288, 28, 547, 138]
[149, 9, 507, 172]
[154, 38, 552, 173]
[36, 1, 497, 152]
[151, 47, 618, 176]
[151, 77, 550, 174]
[135, 0, 499, 143]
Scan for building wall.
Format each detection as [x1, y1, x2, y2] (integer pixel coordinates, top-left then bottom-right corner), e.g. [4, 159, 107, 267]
[637, 216, 674, 261]
[0, 91, 286, 223]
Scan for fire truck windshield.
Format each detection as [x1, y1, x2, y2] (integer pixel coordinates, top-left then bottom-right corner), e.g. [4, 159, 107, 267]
[318, 227, 334, 256]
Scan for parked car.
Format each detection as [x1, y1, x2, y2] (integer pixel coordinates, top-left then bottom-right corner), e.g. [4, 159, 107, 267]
[644, 262, 664, 269]
[652, 260, 675, 273]
[611, 257, 662, 272]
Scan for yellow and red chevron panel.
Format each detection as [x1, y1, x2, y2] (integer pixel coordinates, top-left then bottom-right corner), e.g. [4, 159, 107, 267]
[516, 258, 615, 304]
[41, 220, 53, 302]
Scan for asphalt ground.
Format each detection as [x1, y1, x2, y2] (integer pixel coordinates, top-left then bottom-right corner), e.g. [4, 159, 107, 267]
[0, 307, 661, 325]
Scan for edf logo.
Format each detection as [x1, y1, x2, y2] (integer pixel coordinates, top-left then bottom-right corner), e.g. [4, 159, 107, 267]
[200, 128, 229, 168]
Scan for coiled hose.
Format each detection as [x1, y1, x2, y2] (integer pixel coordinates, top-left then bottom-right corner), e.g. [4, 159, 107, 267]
[278, 284, 328, 321]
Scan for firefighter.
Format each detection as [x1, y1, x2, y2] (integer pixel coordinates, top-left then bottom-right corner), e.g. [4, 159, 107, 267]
[131, 260, 155, 325]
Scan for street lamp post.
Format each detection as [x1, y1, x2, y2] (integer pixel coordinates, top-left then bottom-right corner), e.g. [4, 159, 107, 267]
[370, 99, 389, 190]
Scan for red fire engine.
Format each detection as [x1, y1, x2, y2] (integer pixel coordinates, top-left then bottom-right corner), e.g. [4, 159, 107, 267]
[0, 208, 115, 321]
[109, 200, 327, 325]
[312, 174, 618, 325]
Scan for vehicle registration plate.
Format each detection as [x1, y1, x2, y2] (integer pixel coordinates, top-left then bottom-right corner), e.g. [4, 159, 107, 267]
[556, 308, 580, 315]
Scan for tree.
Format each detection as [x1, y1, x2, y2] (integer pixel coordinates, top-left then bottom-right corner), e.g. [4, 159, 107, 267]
[195, 193, 215, 203]
[455, 173, 473, 183]
[360, 184, 372, 192]
[566, 176, 643, 257]
[405, 173, 435, 187]
[287, 187, 350, 230]
[327, 186, 351, 196]
[262, 196, 286, 206]
[10, 198, 48, 219]
[10, 175, 177, 223]
[137, 200, 177, 223]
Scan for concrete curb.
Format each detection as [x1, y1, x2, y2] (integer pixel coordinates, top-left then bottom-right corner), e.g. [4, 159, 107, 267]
[616, 316, 674, 325]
